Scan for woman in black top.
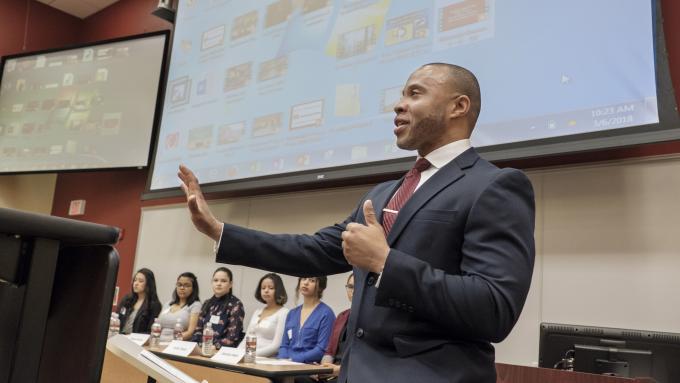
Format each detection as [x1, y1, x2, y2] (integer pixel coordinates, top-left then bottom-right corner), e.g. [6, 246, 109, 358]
[118, 268, 162, 334]
[191, 267, 245, 349]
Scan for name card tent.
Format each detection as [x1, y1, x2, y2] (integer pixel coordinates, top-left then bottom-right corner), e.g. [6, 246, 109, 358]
[0, 207, 120, 383]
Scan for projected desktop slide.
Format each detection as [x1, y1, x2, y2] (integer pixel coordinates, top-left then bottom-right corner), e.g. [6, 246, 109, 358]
[0, 33, 166, 173]
[149, 0, 657, 190]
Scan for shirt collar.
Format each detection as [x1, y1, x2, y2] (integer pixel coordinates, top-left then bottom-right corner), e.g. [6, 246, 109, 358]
[420, 139, 472, 169]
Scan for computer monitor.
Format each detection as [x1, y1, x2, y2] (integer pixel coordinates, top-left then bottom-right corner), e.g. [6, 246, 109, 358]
[574, 344, 652, 378]
[0, 208, 120, 383]
[539, 322, 680, 383]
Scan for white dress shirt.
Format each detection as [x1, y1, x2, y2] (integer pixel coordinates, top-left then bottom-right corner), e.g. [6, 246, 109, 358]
[415, 138, 472, 191]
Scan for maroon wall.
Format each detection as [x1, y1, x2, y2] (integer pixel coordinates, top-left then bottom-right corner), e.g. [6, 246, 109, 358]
[50, 170, 148, 302]
[0, 0, 80, 57]
[80, 0, 169, 43]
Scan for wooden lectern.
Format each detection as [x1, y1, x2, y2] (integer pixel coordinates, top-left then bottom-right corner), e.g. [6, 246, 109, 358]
[0, 207, 120, 383]
[496, 363, 658, 383]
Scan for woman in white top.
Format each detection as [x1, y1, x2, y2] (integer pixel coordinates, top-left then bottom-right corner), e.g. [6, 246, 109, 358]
[158, 272, 201, 340]
[241, 273, 289, 357]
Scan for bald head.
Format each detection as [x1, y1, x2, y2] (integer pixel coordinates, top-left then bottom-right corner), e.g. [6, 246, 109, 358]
[420, 63, 481, 128]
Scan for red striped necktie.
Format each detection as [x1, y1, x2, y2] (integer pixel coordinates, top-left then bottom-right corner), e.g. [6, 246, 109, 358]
[381, 158, 431, 235]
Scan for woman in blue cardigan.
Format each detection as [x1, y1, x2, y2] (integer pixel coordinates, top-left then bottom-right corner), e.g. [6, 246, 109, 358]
[278, 276, 335, 363]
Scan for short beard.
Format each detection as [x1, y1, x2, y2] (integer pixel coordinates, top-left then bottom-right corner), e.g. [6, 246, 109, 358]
[397, 113, 446, 152]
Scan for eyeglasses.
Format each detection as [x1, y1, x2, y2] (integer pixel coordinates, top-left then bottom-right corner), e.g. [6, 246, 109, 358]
[176, 283, 192, 289]
[345, 284, 354, 290]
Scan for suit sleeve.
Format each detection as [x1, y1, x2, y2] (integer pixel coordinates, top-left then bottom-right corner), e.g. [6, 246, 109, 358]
[375, 169, 535, 343]
[215, 204, 364, 276]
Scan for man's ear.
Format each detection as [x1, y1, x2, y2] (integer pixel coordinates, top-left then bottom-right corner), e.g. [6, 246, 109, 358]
[448, 94, 471, 120]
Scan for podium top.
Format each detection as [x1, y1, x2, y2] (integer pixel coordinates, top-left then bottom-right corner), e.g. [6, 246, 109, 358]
[0, 207, 120, 246]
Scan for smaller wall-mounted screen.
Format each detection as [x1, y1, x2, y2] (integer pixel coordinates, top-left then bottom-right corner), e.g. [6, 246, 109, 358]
[0, 31, 169, 173]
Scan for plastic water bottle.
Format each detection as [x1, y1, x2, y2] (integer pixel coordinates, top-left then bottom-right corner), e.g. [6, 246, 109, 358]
[243, 333, 257, 363]
[108, 313, 120, 338]
[173, 319, 184, 340]
[201, 323, 214, 356]
[150, 318, 162, 347]
[160, 327, 174, 344]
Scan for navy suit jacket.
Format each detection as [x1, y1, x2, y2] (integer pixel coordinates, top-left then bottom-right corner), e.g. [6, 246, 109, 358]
[216, 148, 535, 383]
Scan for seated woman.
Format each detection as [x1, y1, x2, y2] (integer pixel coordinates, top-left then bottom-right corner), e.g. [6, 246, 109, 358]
[158, 272, 201, 340]
[118, 268, 162, 334]
[240, 273, 290, 357]
[191, 267, 245, 349]
[320, 273, 354, 381]
[278, 276, 335, 363]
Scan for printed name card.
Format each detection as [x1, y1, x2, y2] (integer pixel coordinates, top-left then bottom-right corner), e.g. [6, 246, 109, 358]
[162, 340, 199, 357]
[211, 347, 245, 365]
[127, 333, 150, 346]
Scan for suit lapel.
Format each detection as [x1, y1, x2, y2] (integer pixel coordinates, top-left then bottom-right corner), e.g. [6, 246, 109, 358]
[386, 148, 479, 245]
[371, 179, 402, 224]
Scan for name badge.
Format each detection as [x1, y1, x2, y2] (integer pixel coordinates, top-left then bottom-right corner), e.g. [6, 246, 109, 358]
[287, 329, 292, 340]
[162, 340, 199, 357]
[211, 346, 245, 365]
[210, 315, 220, 324]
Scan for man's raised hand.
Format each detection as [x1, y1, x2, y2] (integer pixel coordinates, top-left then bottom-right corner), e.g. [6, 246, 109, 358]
[177, 164, 223, 241]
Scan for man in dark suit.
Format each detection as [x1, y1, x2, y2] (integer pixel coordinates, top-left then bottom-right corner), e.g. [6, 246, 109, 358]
[178, 63, 535, 383]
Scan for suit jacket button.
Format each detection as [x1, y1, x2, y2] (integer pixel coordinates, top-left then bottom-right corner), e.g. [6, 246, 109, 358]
[408, 306, 414, 313]
[366, 275, 376, 286]
[355, 328, 365, 338]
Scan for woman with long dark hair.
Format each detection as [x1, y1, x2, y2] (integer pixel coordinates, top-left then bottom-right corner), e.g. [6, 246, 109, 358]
[239, 273, 289, 356]
[191, 267, 245, 349]
[278, 276, 335, 363]
[158, 272, 201, 340]
[117, 268, 162, 334]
